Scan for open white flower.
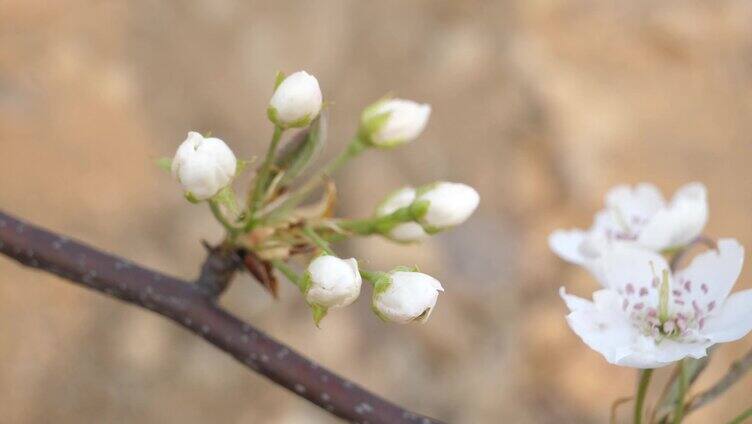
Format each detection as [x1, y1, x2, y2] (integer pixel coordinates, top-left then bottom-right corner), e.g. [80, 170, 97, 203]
[268, 71, 322, 128]
[171, 131, 237, 200]
[417, 182, 480, 230]
[375, 187, 428, 243]
[549, 182, 707, 269]
[560, 239, 751, 368]
[361, 98, 431, 147]
[305, 255, 362, 310]
[373, 270, 444, 323]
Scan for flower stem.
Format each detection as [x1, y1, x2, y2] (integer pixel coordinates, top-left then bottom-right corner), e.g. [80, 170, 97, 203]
[209, 199, 243, 238]
[634, 369, 654, 424]
[301, 226, 335, 255]
[335, 205, 420, 236]
[262, 136, 367, 224]
[727, 406, 752, 424]
[673, 360, 688, 423]
[271, 260, 301, 288]
[247, 125, 284, 228]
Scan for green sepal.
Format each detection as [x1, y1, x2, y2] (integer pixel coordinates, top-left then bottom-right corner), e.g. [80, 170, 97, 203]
[184, 192, 201, 204]
[299, 272, 313, 294]
[236, 159, 252, 175]
[275, 116, 327, 186]
[371, 303, 390, 323]
[212, 186, 240, 215]
[372, 272, 393, 295]
[156, 157, 172, 172]
[311, 304, 328, 327]
[409, 199, 430, 220]
[390, 265, 418, 273]
[267, 107, 313, 129]
[273, 71, 286, 91]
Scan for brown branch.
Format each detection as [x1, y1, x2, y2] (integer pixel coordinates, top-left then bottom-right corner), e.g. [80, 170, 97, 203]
[684, 347, 752, 414]
[195, 241, 244, 297]
[0, 209, 443, 424]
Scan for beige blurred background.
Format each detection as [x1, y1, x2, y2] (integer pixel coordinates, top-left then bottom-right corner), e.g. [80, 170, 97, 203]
[2, 1, 752, 422]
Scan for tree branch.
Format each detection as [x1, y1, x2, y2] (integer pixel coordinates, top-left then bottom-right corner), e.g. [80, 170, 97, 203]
[684, 346, 752, 414]
[0, 209, 443, 424]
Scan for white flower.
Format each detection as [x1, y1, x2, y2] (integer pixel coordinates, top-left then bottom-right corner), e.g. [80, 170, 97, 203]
[361, 99, 431, 147]
[305, 255, 362, 309]
[560, 239, 751, 368]
[373, 270, 444, 323]
[549, 182, 707, 268]
[375, 187, 428, 242]
[417, 182, 480, 229]
[171, 131, 237, 200]
[268, 71, 322, 128]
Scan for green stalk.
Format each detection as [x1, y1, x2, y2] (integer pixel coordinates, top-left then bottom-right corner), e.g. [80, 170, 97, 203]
[271, 260, 301, 288]
[247, 125, 284, 228]
[673, 360, 688, 423]
[301, 226, 335, 255]
[209, 199, 243, 238]
[262, 136, 367, 224]
[727, 407, 752, 424]
[635, 369, 654, 424]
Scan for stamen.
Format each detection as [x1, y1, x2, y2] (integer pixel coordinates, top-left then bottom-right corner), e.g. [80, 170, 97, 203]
[658, 268, 670, 324]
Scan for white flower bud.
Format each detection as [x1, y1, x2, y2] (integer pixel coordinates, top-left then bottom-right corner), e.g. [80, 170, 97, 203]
[361, 98, 431, 147]
[171, 132, 237, 201]
[305, 255, 362, 309]
[373, 270, 444, 323]
[268, 71, 322, 128]
[376, 187, 428, 243]
[417, 182, 480, 229]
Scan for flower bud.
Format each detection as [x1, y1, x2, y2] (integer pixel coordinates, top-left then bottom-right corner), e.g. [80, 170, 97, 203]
[373, 270, 443, 323]
[171, 132, 237, 201]
[268, 71, 322, 128]
[305, 255, 362, 309]
[376, 187, 428, 243]
[361, 98, 431, 147]
[416, 182, 479, 229]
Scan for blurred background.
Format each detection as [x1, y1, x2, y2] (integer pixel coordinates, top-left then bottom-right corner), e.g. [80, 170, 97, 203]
[2, 1, 752, 422]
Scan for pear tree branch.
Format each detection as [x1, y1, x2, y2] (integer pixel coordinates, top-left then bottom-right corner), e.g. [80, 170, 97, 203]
[0, 209, 442, 424]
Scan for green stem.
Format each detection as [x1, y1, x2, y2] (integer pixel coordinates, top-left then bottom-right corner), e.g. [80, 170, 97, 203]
[301, 226, 335, 255]
[271, 260, 301, 288]
[209, 200, 243, 237]
[635, 369, 654, 424]
[673, 360, 688, 424]
[335, 204, 423, 236]
[247, 125, 284, 228]
[262, 136, 368, 224]
[727, 407, 752, 424]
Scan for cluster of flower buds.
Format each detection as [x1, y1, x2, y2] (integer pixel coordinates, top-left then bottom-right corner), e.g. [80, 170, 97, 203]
[162, 70, 480, 326]
[551, 183, 752, 369]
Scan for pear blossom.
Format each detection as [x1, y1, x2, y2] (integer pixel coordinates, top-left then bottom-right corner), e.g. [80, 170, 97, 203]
[416, 182, 480, 230]
[373, 270, 444, 323]
[560, 239, 751, 368]
[361, 98, 431, 147]
[171, 131, 237, 200]
[375, 187, 429, 243]
[268, 71, 322, 128]
[305, 255, 362, 309]
[549, 182, 707, 270]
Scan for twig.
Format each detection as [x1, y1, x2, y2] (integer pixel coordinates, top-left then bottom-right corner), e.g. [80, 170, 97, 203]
[0, 209, 443, 424]
[684, 347, 752, 414]
[195, 241, 244, 297]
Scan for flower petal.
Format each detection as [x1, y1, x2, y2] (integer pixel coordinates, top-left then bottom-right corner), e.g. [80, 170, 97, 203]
[614, 338, 711, 368]
[563, 292, 643, 365]
[559, 286, 594, 312]
[638, 182, 707, 250]
[549, 229, 588, 265]
[702, 289, 752, 343]
[605, 183, 665, 221]
[674, 238, 744, 308]
[596, 243, 669, 306]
